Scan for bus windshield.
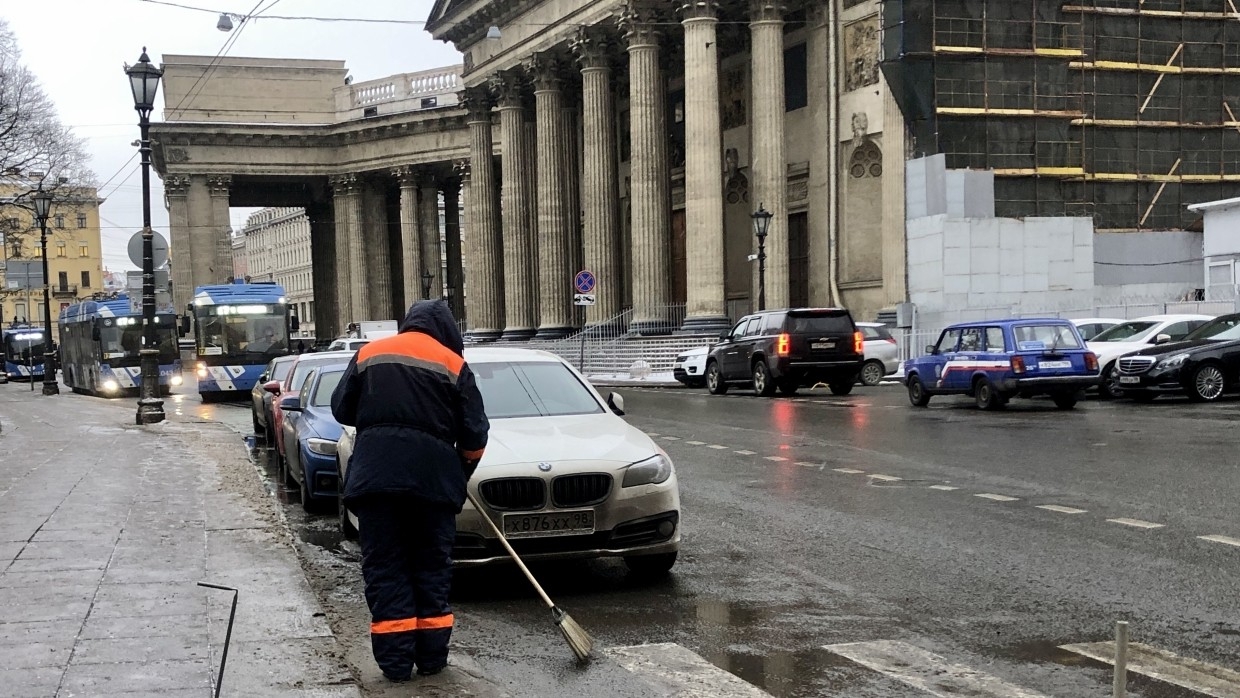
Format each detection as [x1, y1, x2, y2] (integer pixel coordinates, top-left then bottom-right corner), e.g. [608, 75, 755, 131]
[195, 304, 288, 358]
[4, 330, 47, 364]
[99, 319, 179, 363]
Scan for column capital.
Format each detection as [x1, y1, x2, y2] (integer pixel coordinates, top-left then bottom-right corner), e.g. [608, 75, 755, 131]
[572, 27, 615, 71]
[206, 174, 231, 197]
[490, 70, 530, 110]
[391, 166, 419, 186]
[680, 0, 721, 21]
[618, 2, 664, 48]
[459, 86, 494, 122]
[328, 172, 361, 194]
[452, 159, 471, 183]
[529, 53, 566, 92]
[163, 174, 191, 197]
[805, 0, 828, 27]
[749, 0, 787, 22]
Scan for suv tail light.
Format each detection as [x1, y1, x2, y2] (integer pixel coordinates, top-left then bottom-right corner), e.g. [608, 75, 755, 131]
[853, 331, 864, 354]
[885, 337, 897, 345]
[777, 333, 791, 356]
[1085, 352, 1098, 371]
[1011, 356, 1026, 374]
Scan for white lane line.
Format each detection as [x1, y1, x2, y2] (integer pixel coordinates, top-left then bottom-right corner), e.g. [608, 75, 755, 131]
[826, 640, 1049, 698]
[764, 456, 789, 462]
[662, 436, 681, 441]
[975, 493, 1020, 502]
[833, 468, 865, 474]
[795, 461, 819, 467]
[929, 485, 959, 491]
[1061, 641, 1240, 698]
[1037, 505, 1087, 514]
[686, 440, 706, 445]
[707, 444, 729, 450]
[1107, 518, 1164, 529]
[1199, 534, 1240, 548]
[869, 474, 902, 482]
[606, 643, 773, 697]
[735, 450, 756, 455]
[647, 433, 660, 437]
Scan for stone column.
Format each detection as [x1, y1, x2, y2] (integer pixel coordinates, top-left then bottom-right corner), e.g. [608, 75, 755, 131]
[417, 173, 442, 301]
[495, 72, 537, 340]
[750, 1, 789, 310]
[363, 180, 393, 319]
[561, 88, 584, 291]
[620, 3, 673, 334]
[330, 173, 366, 324]
[393, 166, 423, 312]
[679, 2, 729, 333]
[443, 171, 465, 322]
[806, 1, 838, 307]
[532, 56, 574, 339]
[882, 83, 908, 307]
[522, 108, 539, 321]
[163, 174, 192, 309]
[463, 89, 503, 339]
[573, 29, 622, 326]
[206, 175, 232, 286]
[305, 197, 338, 336]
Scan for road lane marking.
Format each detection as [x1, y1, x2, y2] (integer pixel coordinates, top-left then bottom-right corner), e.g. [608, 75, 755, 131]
[869, 474, 902, 482]
[833, 468, 864, 474]
[647, 433, 660, 437]
[975, 493, 1020, 502]
[1107, 518, 1164, 529]
[735, 450, 756, 455]
[929, 485, 959, 491]
[1060, 641, 1240, 697]
[1199, 534, 1240, 548]
[764, 456, 788, 462]
[686, 440, 706, 445]
[662, 436, 681, 441]
[606, 643, 773, 697]
[1037, 505, 1087, 514]
[708, 444, 729, 450]
[795, 461, 818, 467]
[825, 640, 1049, 697]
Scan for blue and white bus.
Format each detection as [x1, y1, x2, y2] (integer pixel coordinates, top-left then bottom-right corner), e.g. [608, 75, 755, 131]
[59, 297, 183, 397]
[184, 281, 298, 401]
[2, 325, 48, 382]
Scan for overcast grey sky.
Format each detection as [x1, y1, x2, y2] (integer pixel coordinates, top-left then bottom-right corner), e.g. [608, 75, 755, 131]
[5, 0, 461, 271]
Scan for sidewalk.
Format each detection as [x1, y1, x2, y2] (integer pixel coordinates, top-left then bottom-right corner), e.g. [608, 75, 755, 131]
[0, 385, 358, 697]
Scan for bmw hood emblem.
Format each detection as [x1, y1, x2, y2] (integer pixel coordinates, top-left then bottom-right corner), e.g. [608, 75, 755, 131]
[538, 462, 553, 472]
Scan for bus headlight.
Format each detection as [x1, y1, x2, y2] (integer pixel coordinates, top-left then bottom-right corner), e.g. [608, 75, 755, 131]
[170, 375, 184, 386]
[196, 362, 208, 378]
[102, 380, 119, 392]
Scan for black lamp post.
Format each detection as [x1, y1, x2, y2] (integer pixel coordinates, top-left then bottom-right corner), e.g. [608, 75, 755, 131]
[421, 269, 434, 301]
[751, 203, 773, 312]
[32, 191, 58, 396]
[126, 48, 165, 425]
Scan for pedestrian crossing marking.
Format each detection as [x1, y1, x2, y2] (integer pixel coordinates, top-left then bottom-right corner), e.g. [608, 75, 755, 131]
[975, 493, 1019, 502]
[662, 436, 681, 441]
[1037, 505, 1087, 514]
[764, 456, 788, 462]
[795, 461, 819, 467]
[735, 450, 756, 455]
[825, 640, 1050, 697]
[869, 474, 902, 482]
[606, 643, 773, 697]
[686, 440, 706, 445]
[708, 444, 729, 450]
[1107, 518, 1164, 529]
[833, 468, 864, 474]
[1199, 534, 1240, 548]
[1061, 641, 1240, 698]
[929, 485, 959, 491]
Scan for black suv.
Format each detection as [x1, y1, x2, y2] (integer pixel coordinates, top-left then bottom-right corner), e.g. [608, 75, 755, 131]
[704, 308, 864, 396]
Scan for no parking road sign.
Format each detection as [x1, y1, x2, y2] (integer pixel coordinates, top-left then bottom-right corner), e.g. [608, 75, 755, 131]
[574, 270, 596, 294]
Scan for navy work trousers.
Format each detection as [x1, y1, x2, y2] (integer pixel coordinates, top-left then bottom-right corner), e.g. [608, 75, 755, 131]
[354, 495, 457, 679]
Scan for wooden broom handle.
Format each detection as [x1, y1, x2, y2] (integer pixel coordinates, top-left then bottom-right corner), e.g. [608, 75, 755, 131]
[466, 491, 556, 610]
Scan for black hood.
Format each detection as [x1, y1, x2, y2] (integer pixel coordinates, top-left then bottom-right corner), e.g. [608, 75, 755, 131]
[1126, 337, 1225, 358]
[399, 300, 464, 356]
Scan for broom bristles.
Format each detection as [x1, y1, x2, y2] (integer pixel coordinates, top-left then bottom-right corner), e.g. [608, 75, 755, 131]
[553, 607, 593, 661]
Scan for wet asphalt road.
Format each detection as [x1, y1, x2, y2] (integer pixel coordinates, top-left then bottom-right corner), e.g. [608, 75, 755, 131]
[185, 384, 1240, 697]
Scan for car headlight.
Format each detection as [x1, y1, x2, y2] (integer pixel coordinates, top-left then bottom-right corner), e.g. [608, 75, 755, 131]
[1156, 353, 1190, 370]
[102, 379, 119, 392]
[170, 375, 183, 386]
[307, 438, 338, 456]
[622, 453, 674, 488]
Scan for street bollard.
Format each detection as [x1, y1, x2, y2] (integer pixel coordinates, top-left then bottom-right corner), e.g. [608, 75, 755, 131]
[1113, 620, 1129, 698]
[199, 582, 239, 698]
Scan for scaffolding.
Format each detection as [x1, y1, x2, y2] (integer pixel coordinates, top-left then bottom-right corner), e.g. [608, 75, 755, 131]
[882, 0, 1240, 230]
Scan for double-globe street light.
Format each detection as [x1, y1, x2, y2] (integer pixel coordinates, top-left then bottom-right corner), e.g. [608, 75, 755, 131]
[125, 48, 165, 425]
[31, 191, 58, 396]
[421, 269, 435, 301]
[751, 204, 773, 312]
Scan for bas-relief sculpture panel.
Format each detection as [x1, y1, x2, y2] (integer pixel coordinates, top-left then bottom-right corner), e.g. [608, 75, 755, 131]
[721, 66, 747, 131]
[844, 16, 881, 93]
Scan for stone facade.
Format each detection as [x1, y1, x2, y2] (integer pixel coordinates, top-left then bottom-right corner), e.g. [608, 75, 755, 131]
[239, 207, 316, 340]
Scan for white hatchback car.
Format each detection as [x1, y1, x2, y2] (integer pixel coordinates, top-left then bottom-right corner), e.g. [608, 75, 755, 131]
[336, 347, 682, 575]
[856, 322, 900, 386]
[1087, 314, 1213, 397]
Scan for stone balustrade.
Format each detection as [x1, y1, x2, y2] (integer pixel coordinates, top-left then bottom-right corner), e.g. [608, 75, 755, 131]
[335, 66, 464, 120]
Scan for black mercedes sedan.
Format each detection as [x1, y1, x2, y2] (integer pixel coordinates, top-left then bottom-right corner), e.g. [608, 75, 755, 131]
[1113, 313, 1240, 402]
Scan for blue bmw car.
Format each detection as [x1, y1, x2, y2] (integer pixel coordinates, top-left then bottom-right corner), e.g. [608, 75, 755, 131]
[278, 363, 348, 512]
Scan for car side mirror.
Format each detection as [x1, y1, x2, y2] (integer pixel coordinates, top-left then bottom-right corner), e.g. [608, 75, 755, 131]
[719, 332, 730, 341]
[278, 395, 302, 412]
[180, 315, 190, 336]
[263, 380, 281, 395]
[607, 392, 626, 416]
[925, 344, 937, 355]
[1154, 333, 1172, 345]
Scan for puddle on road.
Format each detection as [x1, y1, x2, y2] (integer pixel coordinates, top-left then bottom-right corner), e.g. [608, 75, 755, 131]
[245, 437, 346, 553]
[993, 638, 1087, 667]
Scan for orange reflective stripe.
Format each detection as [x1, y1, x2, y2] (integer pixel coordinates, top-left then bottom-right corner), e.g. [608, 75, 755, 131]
[356, 332, 465, 378]
[371, 618, 419, 634]
[461, 448, 485, 460]
[417, 614, 454, 630]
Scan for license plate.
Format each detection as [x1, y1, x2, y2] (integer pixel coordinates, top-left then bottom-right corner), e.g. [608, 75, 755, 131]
[1038, 361, 1072, 369]
[502, 510, 595, 539]
[1119, 375, 1141, 384]
[812, 342, 835, 350]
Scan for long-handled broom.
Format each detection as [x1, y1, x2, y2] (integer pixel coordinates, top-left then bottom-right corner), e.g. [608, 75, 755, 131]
[466, 491, 594, 661]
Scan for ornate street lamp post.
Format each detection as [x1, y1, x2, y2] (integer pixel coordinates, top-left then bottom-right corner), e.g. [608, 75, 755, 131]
[126, 48, 165, 425]
[421, 269, 434, 301]
[32, 191, 58, 396]
[751, 204, 773, 312]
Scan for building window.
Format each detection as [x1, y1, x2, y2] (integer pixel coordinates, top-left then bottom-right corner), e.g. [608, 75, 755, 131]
[81, 271, 91, 288]
[14, 302, 26, 322]
[9, 241, 19, 258]
[7, 217, 18, 229]
[77, 215, 87, 228]
[79, 244, 89, 257]
[56, 242, 66, 257]
[58, 271, 68, 289]
[53, 215, 64, 229]
[785, 43, 809, 112]
[33, 246, 42, 258]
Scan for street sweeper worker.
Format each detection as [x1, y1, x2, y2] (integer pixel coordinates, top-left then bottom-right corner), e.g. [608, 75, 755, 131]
[330, 299, 489, 681]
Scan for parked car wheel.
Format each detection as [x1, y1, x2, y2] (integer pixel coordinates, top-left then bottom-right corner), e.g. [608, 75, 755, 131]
[907, 375, 931, 407]
[974, 377, 1006, 410]
[859, 360, 886, 387]
[752, 361, 776, 397]
[300, 463, 330, 514]
[1052, 393, 1079, 410]
[828, 381, 854, 396]
[1188, 363, 1227, 402]
[252, 412, 263, 437]
[705, 361, 728, 395]
[1098, 362, 1121, 399]
[624, 552, 677, 577]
